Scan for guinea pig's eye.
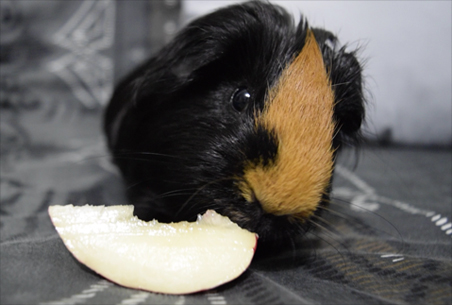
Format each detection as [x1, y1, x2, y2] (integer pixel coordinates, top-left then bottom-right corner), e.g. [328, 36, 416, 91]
[231, 88, 251, 112]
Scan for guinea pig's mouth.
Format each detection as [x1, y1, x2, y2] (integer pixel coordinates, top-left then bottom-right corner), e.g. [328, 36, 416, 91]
[219, 194, 316, 250]
[244, 211, 313, 252]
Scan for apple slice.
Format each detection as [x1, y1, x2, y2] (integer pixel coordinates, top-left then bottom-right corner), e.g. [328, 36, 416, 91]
[48, 205, 257, 294]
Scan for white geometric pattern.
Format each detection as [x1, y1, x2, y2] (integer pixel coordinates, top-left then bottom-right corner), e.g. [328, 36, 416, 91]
[48, 0, 115, 108]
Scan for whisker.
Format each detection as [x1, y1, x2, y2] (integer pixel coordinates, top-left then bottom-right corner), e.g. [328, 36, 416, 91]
[156, 188, 199, 197]
[305, 221, 348, 265]
[330, 80, 354, 87]
[310, 214, 340, 234]
[154, 192, 195, 200]
[288, 232, 297, 261]
[317, 204, 357, 223]
[111, 151, 187, 160]
[113, 157, 177, 164]
[78, 155, 182, 165]
[175, 177, 236, 217]
[324, 196, 405, 252]
[308, 217, 343, 243]
[124, 178, 155, 192]
[73, 149, 188, 163]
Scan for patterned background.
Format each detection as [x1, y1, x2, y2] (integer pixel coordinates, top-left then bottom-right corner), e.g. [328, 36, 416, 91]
[1, 1, 451, 304]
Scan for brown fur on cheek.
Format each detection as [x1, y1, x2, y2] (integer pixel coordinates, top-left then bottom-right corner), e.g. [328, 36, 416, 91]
[240, 30, 336, 219]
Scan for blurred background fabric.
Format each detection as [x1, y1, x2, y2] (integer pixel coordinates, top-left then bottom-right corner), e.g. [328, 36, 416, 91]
[0, 0, 181, 282]
[0, 1, 451, 305]
[0, 0, 181, 232]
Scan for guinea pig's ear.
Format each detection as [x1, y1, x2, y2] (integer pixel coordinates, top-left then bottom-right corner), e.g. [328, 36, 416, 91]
[128, 55, 205, 106]
[131, 33, 223, 104]
[312, 28, 365, 142]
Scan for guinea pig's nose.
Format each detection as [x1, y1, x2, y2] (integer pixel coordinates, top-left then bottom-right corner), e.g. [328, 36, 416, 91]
[238, 31, 335, 220]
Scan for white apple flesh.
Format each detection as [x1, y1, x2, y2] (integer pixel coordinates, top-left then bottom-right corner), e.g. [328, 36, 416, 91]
[48, 205, 257, 294]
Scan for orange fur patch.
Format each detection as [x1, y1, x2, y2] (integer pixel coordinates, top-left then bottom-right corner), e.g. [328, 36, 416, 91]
[240, 31, 335, 219]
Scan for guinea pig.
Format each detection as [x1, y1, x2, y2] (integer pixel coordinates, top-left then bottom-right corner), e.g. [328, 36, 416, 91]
[104, 1, 365, 249]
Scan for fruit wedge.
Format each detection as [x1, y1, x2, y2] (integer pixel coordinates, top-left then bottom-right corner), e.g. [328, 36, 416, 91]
[48, 205, 257, 294]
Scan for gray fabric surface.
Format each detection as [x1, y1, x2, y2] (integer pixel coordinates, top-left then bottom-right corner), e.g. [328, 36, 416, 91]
[1, 147, 451, 304]
[1, 1, 451, 304]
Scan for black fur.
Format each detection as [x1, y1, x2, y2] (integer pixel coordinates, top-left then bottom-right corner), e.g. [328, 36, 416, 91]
[104, 1, 365, 248]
